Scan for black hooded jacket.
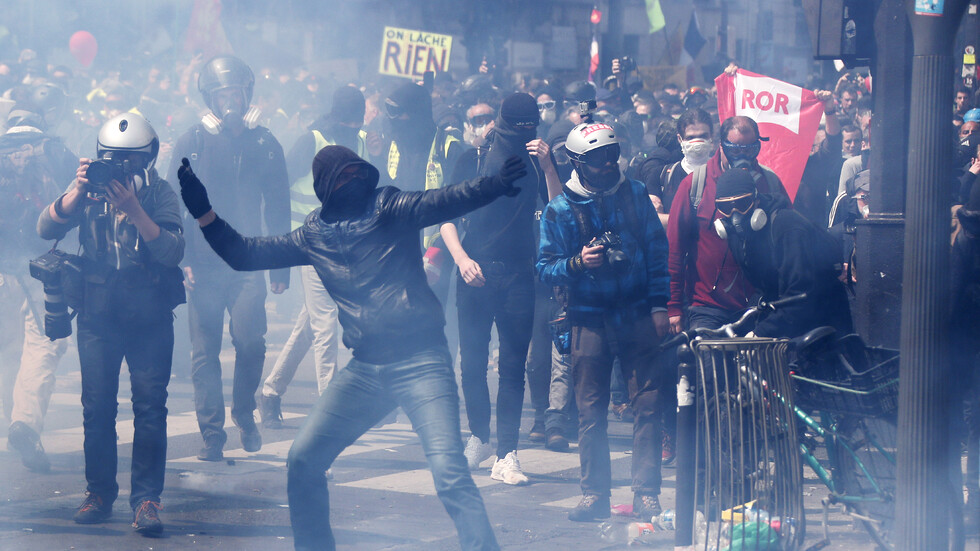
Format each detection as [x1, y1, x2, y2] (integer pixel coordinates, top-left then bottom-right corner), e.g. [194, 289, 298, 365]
[730, 194, 852, 338]
[198, 146, 514, 363]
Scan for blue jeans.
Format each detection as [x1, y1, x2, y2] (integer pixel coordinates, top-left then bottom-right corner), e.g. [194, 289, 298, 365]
[77, 310, 173, 509]
[286, 345, 498, 551]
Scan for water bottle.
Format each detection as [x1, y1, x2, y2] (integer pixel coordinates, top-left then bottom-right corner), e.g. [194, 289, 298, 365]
[597, 522, 658, 545]
[652, 508, 675, 530]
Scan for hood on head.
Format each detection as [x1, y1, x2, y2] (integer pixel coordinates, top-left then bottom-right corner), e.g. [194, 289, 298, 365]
[312, 145, 380, 204]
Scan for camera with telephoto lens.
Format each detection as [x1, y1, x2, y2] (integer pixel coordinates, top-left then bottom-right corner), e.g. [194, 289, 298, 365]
[29, 250, 81, 340]
[589, 232, 629, 273]
[85, 153, 131, 195]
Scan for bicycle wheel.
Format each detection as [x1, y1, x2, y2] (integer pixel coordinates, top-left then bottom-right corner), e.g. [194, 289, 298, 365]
[829, 415, 897, 550]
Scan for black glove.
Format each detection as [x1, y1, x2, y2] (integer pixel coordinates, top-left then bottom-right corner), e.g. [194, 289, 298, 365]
[494, 156, 527, 197]
[177, 157, 213, 219]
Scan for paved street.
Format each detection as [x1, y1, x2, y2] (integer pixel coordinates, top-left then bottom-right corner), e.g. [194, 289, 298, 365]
[0, 304, 944, 551]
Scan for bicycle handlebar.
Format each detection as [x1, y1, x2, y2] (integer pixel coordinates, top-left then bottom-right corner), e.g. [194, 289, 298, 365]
[660, 293, 808, 350]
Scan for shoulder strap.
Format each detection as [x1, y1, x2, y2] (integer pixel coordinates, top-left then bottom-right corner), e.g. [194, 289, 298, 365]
[690, 164, 707, 209]
[564, 196, 594, 247]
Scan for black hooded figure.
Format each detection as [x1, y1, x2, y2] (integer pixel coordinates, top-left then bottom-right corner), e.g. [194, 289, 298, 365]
[440, 93, 550, 483]
[713, 169, 852, 338]
[176, 147, 528, 551]
[382, 82, 462, 192]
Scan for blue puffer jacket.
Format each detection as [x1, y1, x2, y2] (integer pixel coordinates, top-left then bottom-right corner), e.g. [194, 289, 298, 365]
[536, 176, 669, 326]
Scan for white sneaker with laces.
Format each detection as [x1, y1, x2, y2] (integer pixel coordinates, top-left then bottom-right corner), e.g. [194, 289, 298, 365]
[463, 435, 494, 470]
[491, 451, 529, 485]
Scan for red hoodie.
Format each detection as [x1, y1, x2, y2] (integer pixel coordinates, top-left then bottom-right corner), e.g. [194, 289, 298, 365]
[665, 153, 787, 318]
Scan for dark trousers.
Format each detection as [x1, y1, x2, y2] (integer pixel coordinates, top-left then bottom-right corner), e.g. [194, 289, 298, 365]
[525, 280, 554, 426]
[188, 271, 267, 445]
[456, 263, 534, 457]
[571, 315, 662, 497]
[77, 311, 173, 509]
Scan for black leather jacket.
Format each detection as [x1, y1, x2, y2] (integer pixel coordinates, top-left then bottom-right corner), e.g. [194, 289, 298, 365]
[200, 176, 511, 363]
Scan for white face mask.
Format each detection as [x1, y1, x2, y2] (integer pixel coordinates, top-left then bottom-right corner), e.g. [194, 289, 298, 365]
[463, 123, 489, 146]
[680, 138, 714, 166]
[539, 107, 557, 125]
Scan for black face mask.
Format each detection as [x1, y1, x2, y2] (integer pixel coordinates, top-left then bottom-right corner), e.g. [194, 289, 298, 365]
[321, 179, 373, 222]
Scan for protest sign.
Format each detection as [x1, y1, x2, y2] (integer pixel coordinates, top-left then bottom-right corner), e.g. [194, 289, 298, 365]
[379, 26, 453, 79]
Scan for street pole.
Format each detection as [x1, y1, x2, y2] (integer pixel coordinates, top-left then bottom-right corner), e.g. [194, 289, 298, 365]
[898, 1, 968, 549]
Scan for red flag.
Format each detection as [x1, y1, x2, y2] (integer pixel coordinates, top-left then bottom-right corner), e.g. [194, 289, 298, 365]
[588, 8, 601, 82]
[715, 69, 823, 203]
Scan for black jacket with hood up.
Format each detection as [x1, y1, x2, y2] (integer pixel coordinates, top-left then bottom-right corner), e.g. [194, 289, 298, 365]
[729, 194, 852, 338]
[198, 146, 514, 363]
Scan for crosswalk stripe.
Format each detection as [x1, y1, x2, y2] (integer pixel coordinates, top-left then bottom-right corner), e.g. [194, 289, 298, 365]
[338, 448, 631, 496]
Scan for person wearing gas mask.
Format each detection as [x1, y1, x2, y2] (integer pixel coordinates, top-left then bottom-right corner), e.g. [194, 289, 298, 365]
[462, 102, 495, 149]
[169, 55, 290, 461]
[537, 122, 670, 522]
[175, 144, 529, 551]
[665, 115, 788, 336]
[37, 113, 185, 536]
[1, 104, 76, 473]
[712, 168, 852, 337]
[258, 85, 369, 428]
[439, 93, 560, 484]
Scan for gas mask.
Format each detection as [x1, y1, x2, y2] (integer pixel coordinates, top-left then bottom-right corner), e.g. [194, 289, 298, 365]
[680, 138, 714, 166]
[721, 139, 763, 170]
[202, 106, 262, 135]
[713, 191, 767, 240]
[574, 143, 621, 191]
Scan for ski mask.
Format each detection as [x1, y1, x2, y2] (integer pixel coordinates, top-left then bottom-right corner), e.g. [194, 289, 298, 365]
[721, 137, 765, 170]
[384, 83, 436, 152]
[312, 145, 380, 222]
[495, 93, 540, 145]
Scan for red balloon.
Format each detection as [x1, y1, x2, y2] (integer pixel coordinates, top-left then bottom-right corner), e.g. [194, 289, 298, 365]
[69, 31, 98, 67]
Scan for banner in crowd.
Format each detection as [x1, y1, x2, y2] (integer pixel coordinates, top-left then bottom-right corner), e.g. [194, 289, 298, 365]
[378, 27, 453, 79]
[715, 69, 823, 202]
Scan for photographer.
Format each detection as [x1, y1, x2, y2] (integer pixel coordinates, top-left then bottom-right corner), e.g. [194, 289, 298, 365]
[38, 113, 184, 536]
[537, 122, 670, 522]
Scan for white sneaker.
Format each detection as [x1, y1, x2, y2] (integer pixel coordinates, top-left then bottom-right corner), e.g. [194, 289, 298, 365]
[463, 435, 494, 470]
[491, 451, 529, 485]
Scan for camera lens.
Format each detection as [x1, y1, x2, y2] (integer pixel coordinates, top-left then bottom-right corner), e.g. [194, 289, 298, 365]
[42, 281, 72, 340]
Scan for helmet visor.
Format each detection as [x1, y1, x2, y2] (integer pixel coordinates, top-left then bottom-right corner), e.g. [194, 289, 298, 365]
[580, 143, 621, 168]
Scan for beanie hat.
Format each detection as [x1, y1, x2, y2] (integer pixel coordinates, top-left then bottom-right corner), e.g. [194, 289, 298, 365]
[385, 82, 432, 122]
[499, 92, 539, 129]
[716, 168, 758, 200]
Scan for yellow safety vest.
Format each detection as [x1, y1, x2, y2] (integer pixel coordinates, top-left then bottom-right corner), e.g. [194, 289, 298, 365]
[386, 133, 459, 248]
[386, 133, 459, 191]
[290, 129, 369, 230]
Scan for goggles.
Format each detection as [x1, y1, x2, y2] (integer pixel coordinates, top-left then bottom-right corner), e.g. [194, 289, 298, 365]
[467, 114, 495, 127]
[578, 143, 621, 168]
[537, 100, 556, 111]
[721, 139, 762, 161]
[715, 192, 756, 217]
[384, 99, 406, 119]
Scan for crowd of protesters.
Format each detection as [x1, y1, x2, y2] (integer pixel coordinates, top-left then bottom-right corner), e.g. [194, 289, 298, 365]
[1, 43, 979, 549]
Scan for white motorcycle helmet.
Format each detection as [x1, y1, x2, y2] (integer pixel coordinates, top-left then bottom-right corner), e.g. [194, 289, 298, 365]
[96, 112, 160, 171]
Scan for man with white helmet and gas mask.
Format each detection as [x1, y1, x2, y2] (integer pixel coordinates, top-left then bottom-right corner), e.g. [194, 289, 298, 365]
[38, 113, 185, 536]
[536, 122, 670, 522]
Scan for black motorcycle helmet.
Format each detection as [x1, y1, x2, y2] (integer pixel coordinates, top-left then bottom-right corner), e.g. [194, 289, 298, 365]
[197, 55, 255, 112]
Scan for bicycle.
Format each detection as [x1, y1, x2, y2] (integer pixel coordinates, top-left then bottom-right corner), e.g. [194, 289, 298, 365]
[665, 294, 906, 550]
